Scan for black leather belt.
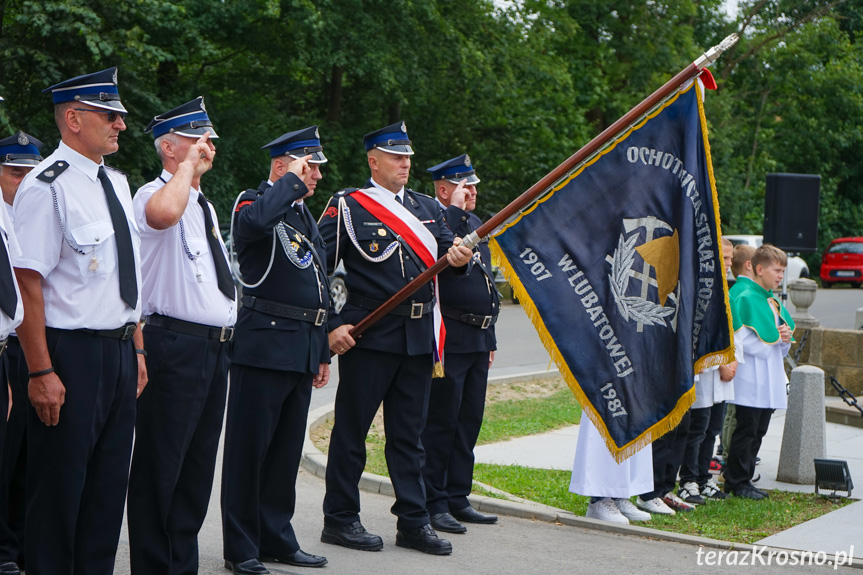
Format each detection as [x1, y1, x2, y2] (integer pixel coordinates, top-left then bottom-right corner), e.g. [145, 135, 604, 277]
[348, 293, 435, 319]
[146, 314, 234, 342]
[78, 322, 138, 341]
[241, 295, 327, 326]
[441, 305, 498, 329]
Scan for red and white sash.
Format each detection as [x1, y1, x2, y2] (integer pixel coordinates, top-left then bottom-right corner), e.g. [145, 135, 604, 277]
[351, 187, 446, 374]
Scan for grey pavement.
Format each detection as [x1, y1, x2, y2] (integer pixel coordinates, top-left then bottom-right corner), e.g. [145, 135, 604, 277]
[109, 298, 862, 573]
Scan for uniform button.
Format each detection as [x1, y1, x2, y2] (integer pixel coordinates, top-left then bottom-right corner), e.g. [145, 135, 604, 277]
[293, 184, 299, 190]
[409, 277, 415, 280]
[271, 321, 276, 326]
[461, 216, 467, 221]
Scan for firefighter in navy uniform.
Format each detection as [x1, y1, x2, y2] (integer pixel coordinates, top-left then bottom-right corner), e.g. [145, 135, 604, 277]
[320, 121, 473, 556]
[221, 126, 330, 575]
[422, 154, 500, 535]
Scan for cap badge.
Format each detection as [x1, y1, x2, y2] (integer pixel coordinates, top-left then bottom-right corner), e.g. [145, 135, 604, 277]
[315, 127, 320, 138]
[400, 122, 407, 133]
[200, 99, 207, 112]
[17, 133, 29, 146]
[112, 68, 118, 85]
[464, 155, 471, 167]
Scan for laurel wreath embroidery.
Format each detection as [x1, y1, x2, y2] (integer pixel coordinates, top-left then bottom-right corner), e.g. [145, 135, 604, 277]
[608, 232, 676, 327]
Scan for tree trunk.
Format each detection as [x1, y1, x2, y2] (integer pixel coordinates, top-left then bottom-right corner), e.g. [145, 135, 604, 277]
[326, 65, 344, 123]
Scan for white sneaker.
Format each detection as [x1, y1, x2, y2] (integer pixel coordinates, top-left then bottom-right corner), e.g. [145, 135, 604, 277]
[635, 496, 676, 516]
[678, 481, 706, 505]
[613, 498, 651, 522]
[586, 498, 630, 524]
[701, 480, 730, 500]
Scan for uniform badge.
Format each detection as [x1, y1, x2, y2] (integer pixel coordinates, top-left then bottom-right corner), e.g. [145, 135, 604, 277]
[200, 98, 207, 111]
[464, 154, 471, 167]
[315, 127, 320, 138]
[369, 241, 379, 253]
[112, 68, 119, 85]
[291, 241, 300, 251]
[44, 170, 54, 178]
[325, 206, 338, 218]
[377, 228, 386, 237]
[294, 233, 302, 243]
[400, 122, 407, 133]
[212, 226, 218, 239]
[17, 133, 29, 146]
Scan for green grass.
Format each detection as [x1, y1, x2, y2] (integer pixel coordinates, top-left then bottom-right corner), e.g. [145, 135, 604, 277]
[476, 388, 581, 445]
[472, 464, 853, 544]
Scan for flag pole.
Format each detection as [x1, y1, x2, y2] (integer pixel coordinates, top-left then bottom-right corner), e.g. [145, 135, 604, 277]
[347, 34, 738, 340]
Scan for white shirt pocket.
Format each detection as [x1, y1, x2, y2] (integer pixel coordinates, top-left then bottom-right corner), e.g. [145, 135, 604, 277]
[70, 220, 116, 277]
[184, 237, 212, 283]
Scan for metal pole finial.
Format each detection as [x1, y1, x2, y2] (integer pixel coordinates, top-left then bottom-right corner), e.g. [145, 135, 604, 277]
[694, 33, 739, 69]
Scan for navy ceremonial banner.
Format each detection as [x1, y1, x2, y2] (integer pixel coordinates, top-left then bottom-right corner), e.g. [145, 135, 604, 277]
[491, 82, 733, 461]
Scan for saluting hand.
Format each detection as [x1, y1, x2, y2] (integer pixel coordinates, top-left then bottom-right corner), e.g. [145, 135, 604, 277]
[286, 154, 312, 179]
[447, 237, 473, 268]
[450, 179, 469, 210]
[185, 131, 215, 177]
[29, 371, 66, 426]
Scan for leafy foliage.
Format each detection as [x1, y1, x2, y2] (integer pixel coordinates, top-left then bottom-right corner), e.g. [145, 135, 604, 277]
[0, 0, 858, 266]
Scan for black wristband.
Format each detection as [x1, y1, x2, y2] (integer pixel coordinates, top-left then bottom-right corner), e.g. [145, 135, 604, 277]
[28, 367, 55, 378]
[135, 348, 147, 357]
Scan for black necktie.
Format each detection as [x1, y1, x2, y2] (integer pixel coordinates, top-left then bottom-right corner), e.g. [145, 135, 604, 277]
[97, 166, 137, 309]
[395, 195, 403, 206]
[293, 203, 310, 235]
[197, 193, 236, 300]
[0, 233, 17, 319]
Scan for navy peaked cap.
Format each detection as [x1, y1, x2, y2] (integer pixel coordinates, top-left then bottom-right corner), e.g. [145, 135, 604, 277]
[146, 96, 218, 139]
[427, 154, 480, 185]
[262, 126, 327, 164]
[43, 67, 127, 113]
[363, 121, 414, 156]
[0, 132, 43, 167]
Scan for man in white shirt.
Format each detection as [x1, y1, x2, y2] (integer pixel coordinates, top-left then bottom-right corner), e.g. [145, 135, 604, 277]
[13, 67, 146, 574]
[127, 97, 236, 575]
[0, 131, 42, 575]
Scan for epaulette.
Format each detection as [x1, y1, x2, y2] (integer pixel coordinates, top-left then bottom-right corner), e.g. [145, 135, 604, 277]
[335, 187, 359, 197]
[104, 164, 128, 178]
[35, 160, 70, 183]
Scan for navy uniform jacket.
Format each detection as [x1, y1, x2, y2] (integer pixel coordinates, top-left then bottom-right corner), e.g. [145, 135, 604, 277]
[440, 205, 498, 354]
[231, 174, 330, 374]
[318, 183, 455, 356]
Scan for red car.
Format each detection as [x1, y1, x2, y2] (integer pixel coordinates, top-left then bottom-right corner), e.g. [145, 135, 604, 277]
[820, 237, 863, 288]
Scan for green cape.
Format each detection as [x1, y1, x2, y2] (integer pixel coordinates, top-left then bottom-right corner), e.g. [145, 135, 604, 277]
[734, 280, 795, 343]
[728, 276, 757, 331]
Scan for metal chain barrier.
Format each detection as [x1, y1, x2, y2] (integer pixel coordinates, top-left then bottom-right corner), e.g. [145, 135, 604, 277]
[830, 376, 863, 418]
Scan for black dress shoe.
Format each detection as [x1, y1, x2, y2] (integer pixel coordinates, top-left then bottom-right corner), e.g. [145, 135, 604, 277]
[395, 524, 452, 555]
[260, 549, 328, 568]
[321, 521, 384, 551]
[451, 505, 498, 524]
[0, 561, 20, 575]
[224, 558, 269, 575]
[430, 512, 467, 534]
[732, 485, 765, 501]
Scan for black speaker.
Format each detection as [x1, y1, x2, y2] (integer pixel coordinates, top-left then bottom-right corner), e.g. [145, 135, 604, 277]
[763, 173, 820, 254]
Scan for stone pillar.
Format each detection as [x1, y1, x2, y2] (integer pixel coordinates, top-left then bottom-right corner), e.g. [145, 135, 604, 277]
[856, 307, 863, 330]
[788, 278, 819, 328]
[777, 366, 826, 484]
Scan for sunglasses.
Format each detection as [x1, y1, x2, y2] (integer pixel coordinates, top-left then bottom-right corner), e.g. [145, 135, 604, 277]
[73, 108, 127, 123]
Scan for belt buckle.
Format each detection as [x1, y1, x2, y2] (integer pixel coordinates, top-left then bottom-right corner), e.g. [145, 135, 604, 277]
[220, 326, 234, 342]
[480, 315, 493, 330]
[121, 323, 138, 341]
[410, 302, 424, 319]
[315, 309, 327, 326]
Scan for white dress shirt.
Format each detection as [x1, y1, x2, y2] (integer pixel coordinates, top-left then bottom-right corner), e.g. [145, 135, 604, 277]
[134, 170, 236, 327]
[731, 320, 791, 410]
[0, 201, 23, 338]
[13, 140, 142, 329]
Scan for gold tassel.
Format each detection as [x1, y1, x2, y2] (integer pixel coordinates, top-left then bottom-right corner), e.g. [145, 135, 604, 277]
[432, 361, 445, 379]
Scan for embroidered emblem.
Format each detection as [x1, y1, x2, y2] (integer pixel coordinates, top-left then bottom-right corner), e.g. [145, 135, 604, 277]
[325, 206, 338, 218]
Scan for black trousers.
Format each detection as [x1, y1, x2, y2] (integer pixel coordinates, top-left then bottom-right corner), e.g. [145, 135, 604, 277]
[422, 351, 489, 515]
[679, 402, 726, 486]
[0, 337, 27, 566]
[639, 410, 691, 500]
[127, 326, 230, 575]
[26, 329, 137, 575]
[324, 349, 433, 530]
[221, 365, 312, 562]
[724, 405, 773, 491]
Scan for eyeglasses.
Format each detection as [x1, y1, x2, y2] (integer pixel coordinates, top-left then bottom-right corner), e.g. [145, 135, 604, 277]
[73, 108, 127, 123]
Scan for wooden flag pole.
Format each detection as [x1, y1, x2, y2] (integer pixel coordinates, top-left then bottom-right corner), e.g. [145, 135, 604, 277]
[347, 34, 738, 340]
